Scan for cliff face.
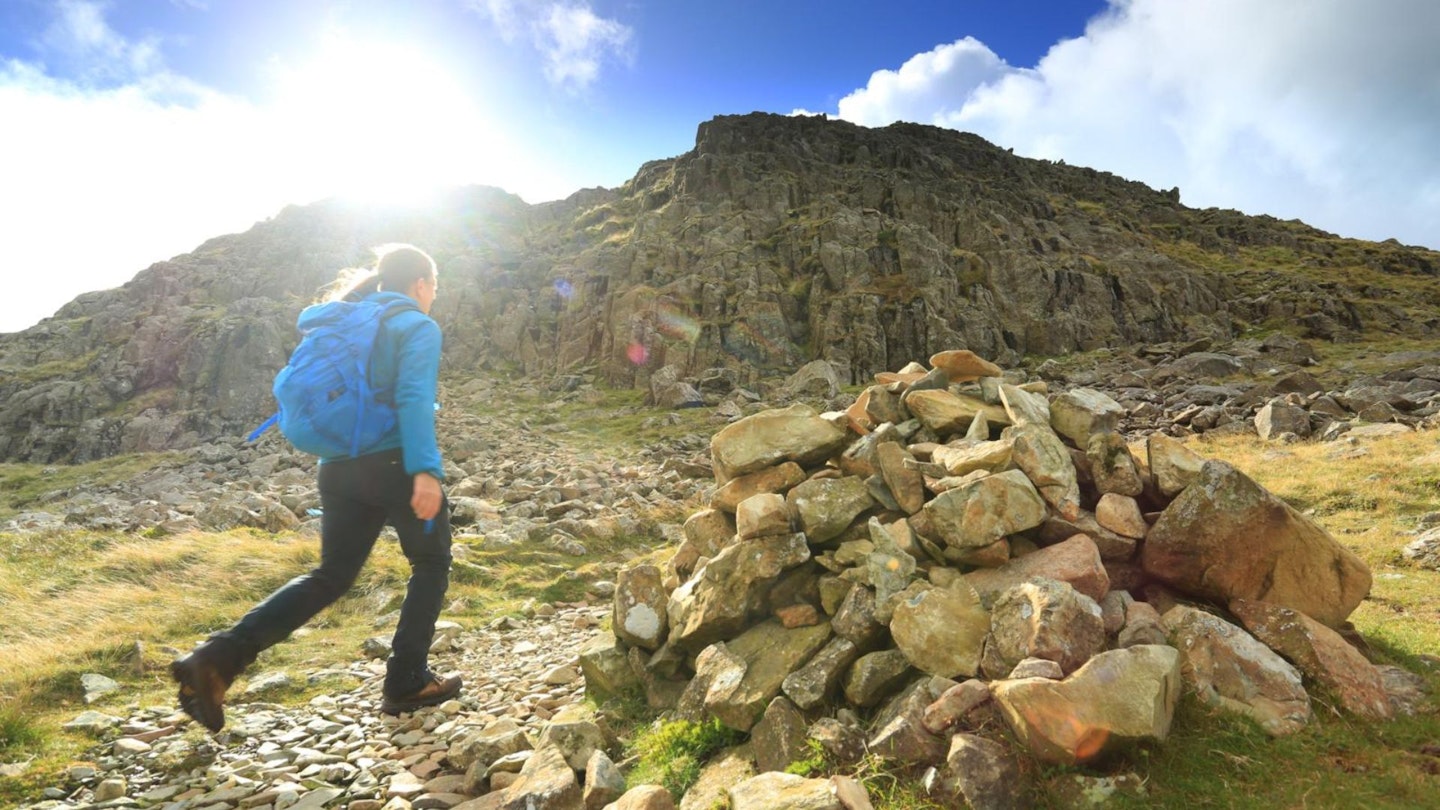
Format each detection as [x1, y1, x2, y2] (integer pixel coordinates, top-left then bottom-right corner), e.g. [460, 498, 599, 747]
[1, 113, 1436, 463]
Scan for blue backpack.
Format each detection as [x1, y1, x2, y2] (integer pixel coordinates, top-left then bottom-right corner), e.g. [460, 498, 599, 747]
[250, 298, 418, 457]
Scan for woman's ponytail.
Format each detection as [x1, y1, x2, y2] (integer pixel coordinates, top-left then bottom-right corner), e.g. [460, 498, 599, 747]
[319, 244, 436, 303]
[322, 268, 382, 302]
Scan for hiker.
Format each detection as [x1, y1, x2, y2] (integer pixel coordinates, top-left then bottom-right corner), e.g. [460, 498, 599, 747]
[171, 244, 461, 732]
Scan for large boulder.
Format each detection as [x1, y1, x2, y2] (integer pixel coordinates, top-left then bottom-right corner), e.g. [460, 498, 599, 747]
[984, 579, 1105, 677]
[905, 389, 1011, 435]
[614, 564, 668, 651]
[1008, 424, 1081, 520]
[728, 773, 846, 810]
[992, 645, 1182, 765]
[711, 462, 806, 513]
[482, 742, 581, 810]
[890, 581, 991, 679]
[782, 359, 844, 400]
[930, 439, 1013, 477]
[703, 620, 834, 732]
[1255, 400, 1311, 441]
[1049, 388, 1125, 447]
[1141, 461, 1372, 628]
[930, 349, 1002, 380]
[787, 477, 875, 544]
[964, 534, 1110, 605]
[924, 734, 1028, 810]
[1146, 434, 1206, 497]
[710, 404, 849, 484]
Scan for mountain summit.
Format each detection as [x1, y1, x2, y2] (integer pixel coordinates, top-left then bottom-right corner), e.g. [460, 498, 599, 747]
[1, 112, 1437, 463]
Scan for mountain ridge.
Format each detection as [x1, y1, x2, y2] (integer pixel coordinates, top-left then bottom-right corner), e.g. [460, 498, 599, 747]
[1, 111, 1437, 463]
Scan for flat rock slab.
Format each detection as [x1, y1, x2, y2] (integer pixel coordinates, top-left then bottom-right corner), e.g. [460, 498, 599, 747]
[1162, 605, 1311, 736]
[1229, 598, 1393, 720]
[710, 404, 849, 483]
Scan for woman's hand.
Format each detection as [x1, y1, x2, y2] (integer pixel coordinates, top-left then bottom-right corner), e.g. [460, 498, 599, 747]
[411, 472, 443, 521]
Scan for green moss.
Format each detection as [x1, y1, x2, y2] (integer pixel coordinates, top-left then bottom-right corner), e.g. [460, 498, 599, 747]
[0, 350, 100, 386]
[627, 718, 744, 798]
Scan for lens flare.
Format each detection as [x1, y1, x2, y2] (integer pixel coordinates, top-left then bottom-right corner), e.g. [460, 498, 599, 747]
[627, 342, 649, 365]
[722, 321, 786, 365]
[656, 308, 700, 342]
[554, 279, 575, 299]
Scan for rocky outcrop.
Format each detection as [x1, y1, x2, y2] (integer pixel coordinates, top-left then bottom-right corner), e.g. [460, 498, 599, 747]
[4, 113, 1439, 463]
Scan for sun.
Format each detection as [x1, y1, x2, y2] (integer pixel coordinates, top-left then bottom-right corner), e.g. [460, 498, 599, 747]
[268, 34, 500, 206]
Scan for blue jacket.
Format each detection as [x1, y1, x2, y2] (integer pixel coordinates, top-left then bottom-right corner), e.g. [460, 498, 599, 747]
[322, 291, 445, 479]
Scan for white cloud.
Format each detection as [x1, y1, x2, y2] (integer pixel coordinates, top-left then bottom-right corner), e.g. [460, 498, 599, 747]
[470, 0, 524, 42]
[836, 37, 1010, 126]
[536, 4, 632, 89]
[0, 10, 572, 334]
[469, 0, 633, 91]
[41, 0, 164, 80]
[834, 0, 1440, 249]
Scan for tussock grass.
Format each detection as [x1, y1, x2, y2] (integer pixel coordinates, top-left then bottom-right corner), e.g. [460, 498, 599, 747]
[505, 387, 719, 454]
[0, 452, 182, 519]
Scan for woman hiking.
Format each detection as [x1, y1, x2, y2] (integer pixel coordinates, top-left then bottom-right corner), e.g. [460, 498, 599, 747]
[171, 243, 461, 731]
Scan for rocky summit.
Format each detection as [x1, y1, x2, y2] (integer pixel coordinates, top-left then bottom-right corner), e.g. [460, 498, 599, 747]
[3, 112, 1439, 464]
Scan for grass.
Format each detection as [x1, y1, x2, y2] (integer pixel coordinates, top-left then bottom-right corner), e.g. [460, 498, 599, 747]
[504, 386, 718, 458]
[626, 718, 745, 798]
[0, 452, 182, 520]
[0, 707, 45, 757]
[1040, 692, 1440, 809]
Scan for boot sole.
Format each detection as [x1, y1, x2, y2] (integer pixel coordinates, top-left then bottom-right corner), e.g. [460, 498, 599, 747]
[380, 682, 462, 715]
[171, 658, 225, 732]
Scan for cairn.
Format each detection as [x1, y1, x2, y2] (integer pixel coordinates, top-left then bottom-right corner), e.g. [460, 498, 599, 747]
[585, 350, 1423, 808]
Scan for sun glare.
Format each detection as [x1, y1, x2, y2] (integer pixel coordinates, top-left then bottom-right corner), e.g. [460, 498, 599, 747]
[269, 35, 499, 206]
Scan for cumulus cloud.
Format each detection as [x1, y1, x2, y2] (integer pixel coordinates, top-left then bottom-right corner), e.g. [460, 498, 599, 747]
[834, 0, 1440, 249]
[41, 0, 164, 81]
[469, 0, 633, 91]
[536, 4, 632, 89]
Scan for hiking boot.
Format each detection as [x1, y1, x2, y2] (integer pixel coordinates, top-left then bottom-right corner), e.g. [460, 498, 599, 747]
[170, 643, 238, 733]
[381, 673, 463, 715]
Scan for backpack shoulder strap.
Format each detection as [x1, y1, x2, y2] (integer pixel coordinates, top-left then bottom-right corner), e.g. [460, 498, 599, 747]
[366, 299, 424, 392]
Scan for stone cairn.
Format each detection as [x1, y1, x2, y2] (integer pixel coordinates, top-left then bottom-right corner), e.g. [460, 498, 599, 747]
[584, 350, 1426, 809]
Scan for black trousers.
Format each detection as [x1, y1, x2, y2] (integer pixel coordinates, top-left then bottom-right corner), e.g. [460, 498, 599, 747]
[217, 448, 452, 697]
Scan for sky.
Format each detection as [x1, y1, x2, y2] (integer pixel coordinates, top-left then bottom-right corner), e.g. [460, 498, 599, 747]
[1, 0, 1437, 334]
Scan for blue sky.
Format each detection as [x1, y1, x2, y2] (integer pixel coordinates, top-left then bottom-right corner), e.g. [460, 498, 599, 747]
[1, 0, 1437, 333]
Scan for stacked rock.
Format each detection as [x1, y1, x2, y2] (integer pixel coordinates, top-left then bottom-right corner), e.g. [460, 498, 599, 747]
[584, 350, 1415, 804]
